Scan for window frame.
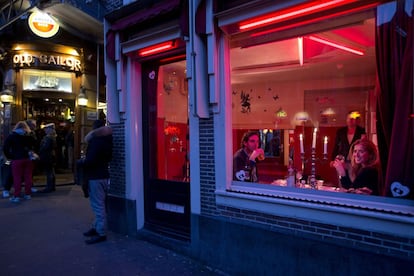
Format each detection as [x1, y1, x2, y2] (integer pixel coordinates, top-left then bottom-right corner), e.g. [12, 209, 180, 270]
[213, 0, 414, 237]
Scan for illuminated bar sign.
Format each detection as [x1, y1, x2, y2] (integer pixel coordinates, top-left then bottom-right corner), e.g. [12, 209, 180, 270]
[13, 53, 82, 72]
[28, 11, 60, 38]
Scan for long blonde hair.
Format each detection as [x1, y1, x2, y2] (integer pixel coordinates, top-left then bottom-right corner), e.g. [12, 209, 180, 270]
[13, 121, 31, 134]
[349, 139, 379, 178]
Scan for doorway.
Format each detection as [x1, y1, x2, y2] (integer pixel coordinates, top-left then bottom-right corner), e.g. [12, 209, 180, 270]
[142, 59, 190, 240]
[23, 93, 75, 181]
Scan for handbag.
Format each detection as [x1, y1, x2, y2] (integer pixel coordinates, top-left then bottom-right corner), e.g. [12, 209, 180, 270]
[76, 159, 89, 198]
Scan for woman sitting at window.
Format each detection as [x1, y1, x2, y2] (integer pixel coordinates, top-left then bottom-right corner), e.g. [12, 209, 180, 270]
[332, 139, 380, 195]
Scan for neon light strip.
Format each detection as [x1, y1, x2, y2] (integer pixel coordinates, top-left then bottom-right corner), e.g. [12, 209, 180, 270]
[298, 37, 304, 66]
[307, 35, 364, 56]
[239, 0, 357, 30]
[249, 2, 379, 38]
[138, 41, 174, 57]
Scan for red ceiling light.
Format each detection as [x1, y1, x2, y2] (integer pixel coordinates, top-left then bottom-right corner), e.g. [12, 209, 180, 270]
[239, 0, 359, 31]
[138, 41, 175, 57]
[307, 35, 365, 56]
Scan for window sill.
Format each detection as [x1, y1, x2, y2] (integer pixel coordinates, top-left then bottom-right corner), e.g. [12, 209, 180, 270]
[215, 182, 414, 238]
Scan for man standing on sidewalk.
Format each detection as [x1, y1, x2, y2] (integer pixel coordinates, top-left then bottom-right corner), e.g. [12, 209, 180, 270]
[80, 119, 113, 244]
[39, 123, 57, 193]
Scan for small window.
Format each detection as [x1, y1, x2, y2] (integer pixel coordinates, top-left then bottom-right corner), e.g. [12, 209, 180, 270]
[22, 69, 73, 92]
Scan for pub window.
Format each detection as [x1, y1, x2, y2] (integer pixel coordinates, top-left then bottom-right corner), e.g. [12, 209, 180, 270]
[22, 69, 73, 92]
[230, 3, 413, 201]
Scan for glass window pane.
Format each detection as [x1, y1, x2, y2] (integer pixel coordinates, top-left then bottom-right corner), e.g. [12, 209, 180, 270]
[231, 14, 386, 196]
[150, 60, 189, 182]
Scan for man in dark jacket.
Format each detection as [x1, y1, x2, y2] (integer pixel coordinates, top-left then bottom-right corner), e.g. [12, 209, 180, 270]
[81, 119, 113, 244]
[39, 123, 57, 193]
[331, 111, 366, 162]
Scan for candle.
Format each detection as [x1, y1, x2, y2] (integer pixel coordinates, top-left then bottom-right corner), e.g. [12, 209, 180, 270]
[323, 136, 328, 155]
[299, 134, 304, 154]
[312, 128, 317, 149]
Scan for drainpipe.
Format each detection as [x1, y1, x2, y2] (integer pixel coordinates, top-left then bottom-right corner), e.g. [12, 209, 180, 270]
[104, 18, 120, 124]
[188, 0, 209, 118]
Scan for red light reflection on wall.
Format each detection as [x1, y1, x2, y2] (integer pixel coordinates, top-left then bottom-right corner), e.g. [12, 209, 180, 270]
[307, 35, 364, 56]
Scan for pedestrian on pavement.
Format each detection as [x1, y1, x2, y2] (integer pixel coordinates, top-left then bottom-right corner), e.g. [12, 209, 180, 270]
[1, 156, 13, 198]
[26, 119, 40, 193]
[80, 119, 113, 244]
[39, 123, 57, 193]
[3, 121, 36, 202]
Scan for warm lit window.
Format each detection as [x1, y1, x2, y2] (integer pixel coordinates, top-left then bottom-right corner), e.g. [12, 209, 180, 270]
[22, 69, 73, 92]
[149, 60, 189, 182]
[230, 5, 413, 202]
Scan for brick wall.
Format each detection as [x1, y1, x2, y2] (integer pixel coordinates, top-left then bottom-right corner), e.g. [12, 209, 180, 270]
[217, 205, 414, 259]
[199, 116, 219, 215]
[109, 122, 126, 196]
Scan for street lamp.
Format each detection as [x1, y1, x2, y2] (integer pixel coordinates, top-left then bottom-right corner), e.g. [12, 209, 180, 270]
[0, 89, 14, 105]
[1, 88, 14, 146]
[78, 86, 88, 107]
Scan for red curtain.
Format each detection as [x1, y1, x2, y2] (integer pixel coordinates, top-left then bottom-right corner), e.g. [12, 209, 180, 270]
[376, 0, 413, 198]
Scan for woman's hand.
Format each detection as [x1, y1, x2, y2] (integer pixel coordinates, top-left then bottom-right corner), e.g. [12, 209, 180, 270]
[332, 159, 346, 176]
[346, 187, 373, 195]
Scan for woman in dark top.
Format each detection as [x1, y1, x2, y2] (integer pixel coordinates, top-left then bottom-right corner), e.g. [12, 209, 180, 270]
[3, 121, 36, 202]
[332, 139, 380, 195]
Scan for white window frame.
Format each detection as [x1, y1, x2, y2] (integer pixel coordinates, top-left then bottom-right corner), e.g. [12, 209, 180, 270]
[213, 1, 414, 238]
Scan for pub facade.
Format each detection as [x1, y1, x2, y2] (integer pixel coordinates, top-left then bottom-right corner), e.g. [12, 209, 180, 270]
[0, 2, 106, 167]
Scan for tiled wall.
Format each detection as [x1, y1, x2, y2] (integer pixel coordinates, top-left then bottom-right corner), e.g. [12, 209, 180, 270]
[109, 122, 126, 197]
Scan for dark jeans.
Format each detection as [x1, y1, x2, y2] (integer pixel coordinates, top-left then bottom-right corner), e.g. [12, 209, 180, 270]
[1, 163, 13, 191]
[43, 162, 56, 190]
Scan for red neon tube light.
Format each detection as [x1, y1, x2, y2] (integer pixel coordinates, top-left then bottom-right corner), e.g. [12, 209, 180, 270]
[239, 0, 358, 31]
[298, 37, 304, 65]
[138, 41, 175, 57]
[249, 1, 380, 38]
[307, 35, 364, 56]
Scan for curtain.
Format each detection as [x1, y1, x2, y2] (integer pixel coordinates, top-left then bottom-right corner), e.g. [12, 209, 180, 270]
[376, 0, 413, 199]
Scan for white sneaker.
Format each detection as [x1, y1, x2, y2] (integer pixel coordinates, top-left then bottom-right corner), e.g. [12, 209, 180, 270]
[31, 187, 38, 193]
[9, 197, 20, 203]
[24, 195, 31, 200]
[2, 190, 10, 198]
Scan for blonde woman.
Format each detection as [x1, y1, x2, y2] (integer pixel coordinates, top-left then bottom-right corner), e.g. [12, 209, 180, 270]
[3, 121, 36, 202]
[333, 139, 380, 195]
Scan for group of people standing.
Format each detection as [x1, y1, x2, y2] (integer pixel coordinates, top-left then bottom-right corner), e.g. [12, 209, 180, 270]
[1, 120, 58, 202]
[233, 111, 381, 196]
[1, 118, 113, 245]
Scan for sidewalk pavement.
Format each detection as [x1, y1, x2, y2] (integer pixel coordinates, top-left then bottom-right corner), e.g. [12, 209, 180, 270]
[0, 184, 225, 276]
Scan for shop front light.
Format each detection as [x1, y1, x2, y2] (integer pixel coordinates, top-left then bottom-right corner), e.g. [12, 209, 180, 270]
[138, 41, 175, 57]
[0, 89, 14, 104]
[78, 87, 88, 107]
